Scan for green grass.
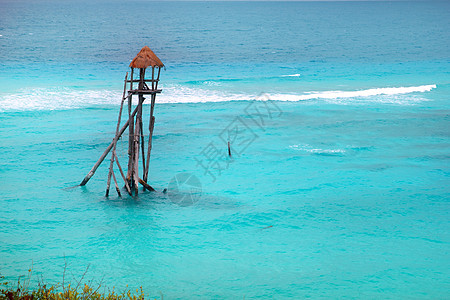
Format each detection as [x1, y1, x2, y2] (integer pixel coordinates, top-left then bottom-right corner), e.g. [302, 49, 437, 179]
[0, 267, 157, 300]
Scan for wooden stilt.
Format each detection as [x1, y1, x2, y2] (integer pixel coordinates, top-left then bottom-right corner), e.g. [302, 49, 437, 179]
[111, 170, 121, 197]
[143, 94, 156, 182]
[127, 93, 135, 184]
[138, 178, 156, 192]
[151, 67, 155, 90]
[137, 80, 146, 175]
[132, 96, 144, 194]
[133, 119, 140, 194]
[106, 73, 129, 197]
[139, 117, 146, 175]
[139, 68, 145, 89]
[155, 67, 161, 90]
[129, 68, 134, 90]
[126, 68, 134, 184]
[113, 151, 132, 196]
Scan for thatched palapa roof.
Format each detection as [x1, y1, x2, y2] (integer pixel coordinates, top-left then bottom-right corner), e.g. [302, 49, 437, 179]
[129, 46, 164, 69]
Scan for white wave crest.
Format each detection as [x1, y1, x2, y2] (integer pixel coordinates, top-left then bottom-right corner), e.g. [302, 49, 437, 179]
[0, 87, 121, 111]
[155, 84, 436, 104]
[267, 84, 436, 102]
[289, 144, 345, 155]
[281, 74, 301, 77]
[0, 84, 436, 111]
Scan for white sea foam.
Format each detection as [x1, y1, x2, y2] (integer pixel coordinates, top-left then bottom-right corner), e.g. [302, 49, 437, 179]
[289, 144, 346, 155]
[267, 84, 436, 102]
[154, 84, 436, 104]
[0, 84, 436, 111]
[281, 74, 301, 77]
[0, 87, 121, 111]
[201, 81, 222, 86]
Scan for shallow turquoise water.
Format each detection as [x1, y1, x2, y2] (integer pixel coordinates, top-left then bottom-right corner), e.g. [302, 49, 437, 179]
[1, 1, 449, 298]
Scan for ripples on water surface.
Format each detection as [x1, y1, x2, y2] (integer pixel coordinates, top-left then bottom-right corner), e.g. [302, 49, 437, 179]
[0, 1, 449, 298]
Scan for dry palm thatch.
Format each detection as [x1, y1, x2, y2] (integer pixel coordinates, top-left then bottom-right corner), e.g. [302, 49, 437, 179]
[129, 46, 164, 69]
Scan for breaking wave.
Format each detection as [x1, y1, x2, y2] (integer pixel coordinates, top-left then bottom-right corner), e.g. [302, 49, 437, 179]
[281, 74, 301, 77]
[267, 84, 436, 102]
[289, 144, 346, 155]
[0, 84, 436, 111]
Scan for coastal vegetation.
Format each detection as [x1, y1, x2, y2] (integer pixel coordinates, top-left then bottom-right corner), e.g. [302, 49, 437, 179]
[0, 268, 152, 300]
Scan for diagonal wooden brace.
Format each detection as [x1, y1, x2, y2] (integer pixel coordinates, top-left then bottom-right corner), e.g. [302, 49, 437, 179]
[79, 104, 139, 186]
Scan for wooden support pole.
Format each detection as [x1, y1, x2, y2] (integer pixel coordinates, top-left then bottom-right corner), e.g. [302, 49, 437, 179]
[139, 117, 146, 175]
[155, 67, 161, 90]
[127, 94, 135, 183]
[144, 94, 156, 182]
[139, 68, 145, 89]
[106, 73, 128, 197]
[151, 67, 155, 90]
[113, 151, 132, 196]
[127, 67, 135, 187]
[79, 105, 139, 186]
[130, 68, 134, 90]
[111, 170, 121, 197]
[144, 116, 155, 182]
[138, 178, 156, 192]
[133, 96, 144, 194]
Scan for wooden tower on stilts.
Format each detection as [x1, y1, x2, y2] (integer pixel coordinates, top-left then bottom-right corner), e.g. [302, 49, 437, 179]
[79, 46, 164, 196]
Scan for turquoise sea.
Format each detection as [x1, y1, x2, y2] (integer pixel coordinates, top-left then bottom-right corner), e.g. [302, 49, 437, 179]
[1, 1, 449, 298]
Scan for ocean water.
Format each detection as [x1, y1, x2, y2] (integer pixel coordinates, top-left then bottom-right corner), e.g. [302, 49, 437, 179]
[1, 0, 449, 298]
